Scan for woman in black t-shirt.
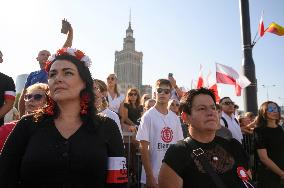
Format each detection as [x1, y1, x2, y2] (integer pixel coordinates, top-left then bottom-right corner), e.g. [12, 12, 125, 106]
[254, 101, 284, 188]
[0, 48, 127, 188]
[159, 88, 252, 188]
[120, 88, 143, 132]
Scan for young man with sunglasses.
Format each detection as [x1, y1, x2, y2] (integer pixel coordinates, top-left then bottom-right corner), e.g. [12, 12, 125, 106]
[0, 50, 16, 126]
[136, 79, 184, 188]
[219, 97, 243, 143]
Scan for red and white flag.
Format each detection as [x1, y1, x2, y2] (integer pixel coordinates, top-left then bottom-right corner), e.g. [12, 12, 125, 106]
[196, 65, 204, 89]
[216, 63, 251, 96]
[206, 70, 220, 102]
[259, 11, 265, 37]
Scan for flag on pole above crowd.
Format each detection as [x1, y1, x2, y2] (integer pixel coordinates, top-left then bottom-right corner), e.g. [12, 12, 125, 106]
[266, 22, 284, 36]
[216, 63, 251, 96]
[258, 11, 265, 37]
[252, 11, 284, 46]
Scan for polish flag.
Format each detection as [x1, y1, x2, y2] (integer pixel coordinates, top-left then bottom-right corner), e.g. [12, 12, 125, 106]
[206, 71, 220, 102]
[197, 65, 204, 89]
[259, 11, 265, 37]
[216, 63, 251, 96]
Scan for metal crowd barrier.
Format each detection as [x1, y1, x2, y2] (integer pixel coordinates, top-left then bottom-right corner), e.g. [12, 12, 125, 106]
[123, 131, 141, 188]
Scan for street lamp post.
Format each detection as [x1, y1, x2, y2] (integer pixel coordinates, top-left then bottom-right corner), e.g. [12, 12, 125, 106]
[261, 84, 276, 101]
[239, 0, 258, 115]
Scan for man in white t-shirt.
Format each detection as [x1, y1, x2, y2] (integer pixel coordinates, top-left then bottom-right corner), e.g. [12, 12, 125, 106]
[136, 79, 184, 188]
[219, 97, 243, 143]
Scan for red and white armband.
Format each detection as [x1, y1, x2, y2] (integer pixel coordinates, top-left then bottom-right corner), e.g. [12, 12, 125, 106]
[106, 157, 128, 184]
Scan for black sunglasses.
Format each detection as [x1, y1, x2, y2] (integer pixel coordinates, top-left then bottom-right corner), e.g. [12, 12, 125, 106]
[156, 88, 171, 94]
[223, 101, 235, 106]
[128, 93, 137, 96]
[24, 93, 44, 101]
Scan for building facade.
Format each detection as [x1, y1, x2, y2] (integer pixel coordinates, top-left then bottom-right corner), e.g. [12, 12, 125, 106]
[114, 21, 143, 94]
[15, 74, 28, 94]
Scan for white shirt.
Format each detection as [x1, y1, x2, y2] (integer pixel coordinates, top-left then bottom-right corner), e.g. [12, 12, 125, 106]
[99, 108, 123, 138]
[107, 92, 125, 114]
[136, 107, 184, 184]
[220, 111, 243, 143]
[4, 107, 19, 123]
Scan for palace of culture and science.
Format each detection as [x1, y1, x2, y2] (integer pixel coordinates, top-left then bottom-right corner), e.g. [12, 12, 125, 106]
[114, 20, 152, 96]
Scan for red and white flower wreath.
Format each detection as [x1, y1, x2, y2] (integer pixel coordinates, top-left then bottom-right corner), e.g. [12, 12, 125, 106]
[45, 48, 92, 70]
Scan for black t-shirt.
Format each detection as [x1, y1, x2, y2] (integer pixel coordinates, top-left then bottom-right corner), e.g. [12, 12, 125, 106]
[123, 103, 143, 125]
[0, 72, 16, 125]
[254, 126, 284, 180]
[163, 136, 250, 188]
[0, 115, 127, 188]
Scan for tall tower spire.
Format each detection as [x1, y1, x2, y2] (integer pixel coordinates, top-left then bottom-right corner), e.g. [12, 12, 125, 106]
[129, 9, 131, 25]
[124, 11, 134, 50]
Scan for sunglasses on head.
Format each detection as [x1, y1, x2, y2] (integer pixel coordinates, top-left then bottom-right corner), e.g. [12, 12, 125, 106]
[267, 106, 279, 113]
[222, 101, 235, 106]
[156, 88, 171, 94]
[128, 92, 137, 96]
[107, 77, 115, 81]
[24, 93, 44, 101]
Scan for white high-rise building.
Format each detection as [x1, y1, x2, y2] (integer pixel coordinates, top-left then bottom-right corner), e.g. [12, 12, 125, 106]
[16, 74, 28, 93]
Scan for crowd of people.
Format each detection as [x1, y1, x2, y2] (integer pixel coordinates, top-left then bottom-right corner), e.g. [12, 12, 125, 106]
[1, 20, 284, 188]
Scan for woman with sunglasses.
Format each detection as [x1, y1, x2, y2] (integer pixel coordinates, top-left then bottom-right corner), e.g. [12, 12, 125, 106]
[0, 48, 127, 187]
[120, 88, 143, 132]
[0, 83, 49, 152]
[168, 99, 180, 116]
[106, 73, 125, 114]
[254, 101, 284, 188]
[120, 88, 143, 187]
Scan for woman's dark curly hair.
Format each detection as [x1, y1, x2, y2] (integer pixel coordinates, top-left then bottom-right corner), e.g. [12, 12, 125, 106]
[38, 54, 100, 130]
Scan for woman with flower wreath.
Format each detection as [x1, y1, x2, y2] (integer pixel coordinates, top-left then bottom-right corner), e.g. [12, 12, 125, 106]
[0, 48, 127, 187]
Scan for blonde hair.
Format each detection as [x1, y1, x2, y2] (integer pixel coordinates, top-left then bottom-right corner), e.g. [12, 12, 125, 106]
[26, 83, 49, 94]
[107, 73, 120, 97]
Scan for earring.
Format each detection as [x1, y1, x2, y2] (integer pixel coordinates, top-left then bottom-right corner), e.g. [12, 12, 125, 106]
[45, 97, 55, 116]
[181, 112, 187, 122]
[80, 93, 90, 115]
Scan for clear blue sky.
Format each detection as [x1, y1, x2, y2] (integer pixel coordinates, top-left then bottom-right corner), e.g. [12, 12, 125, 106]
[1, 0, 284, 110]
